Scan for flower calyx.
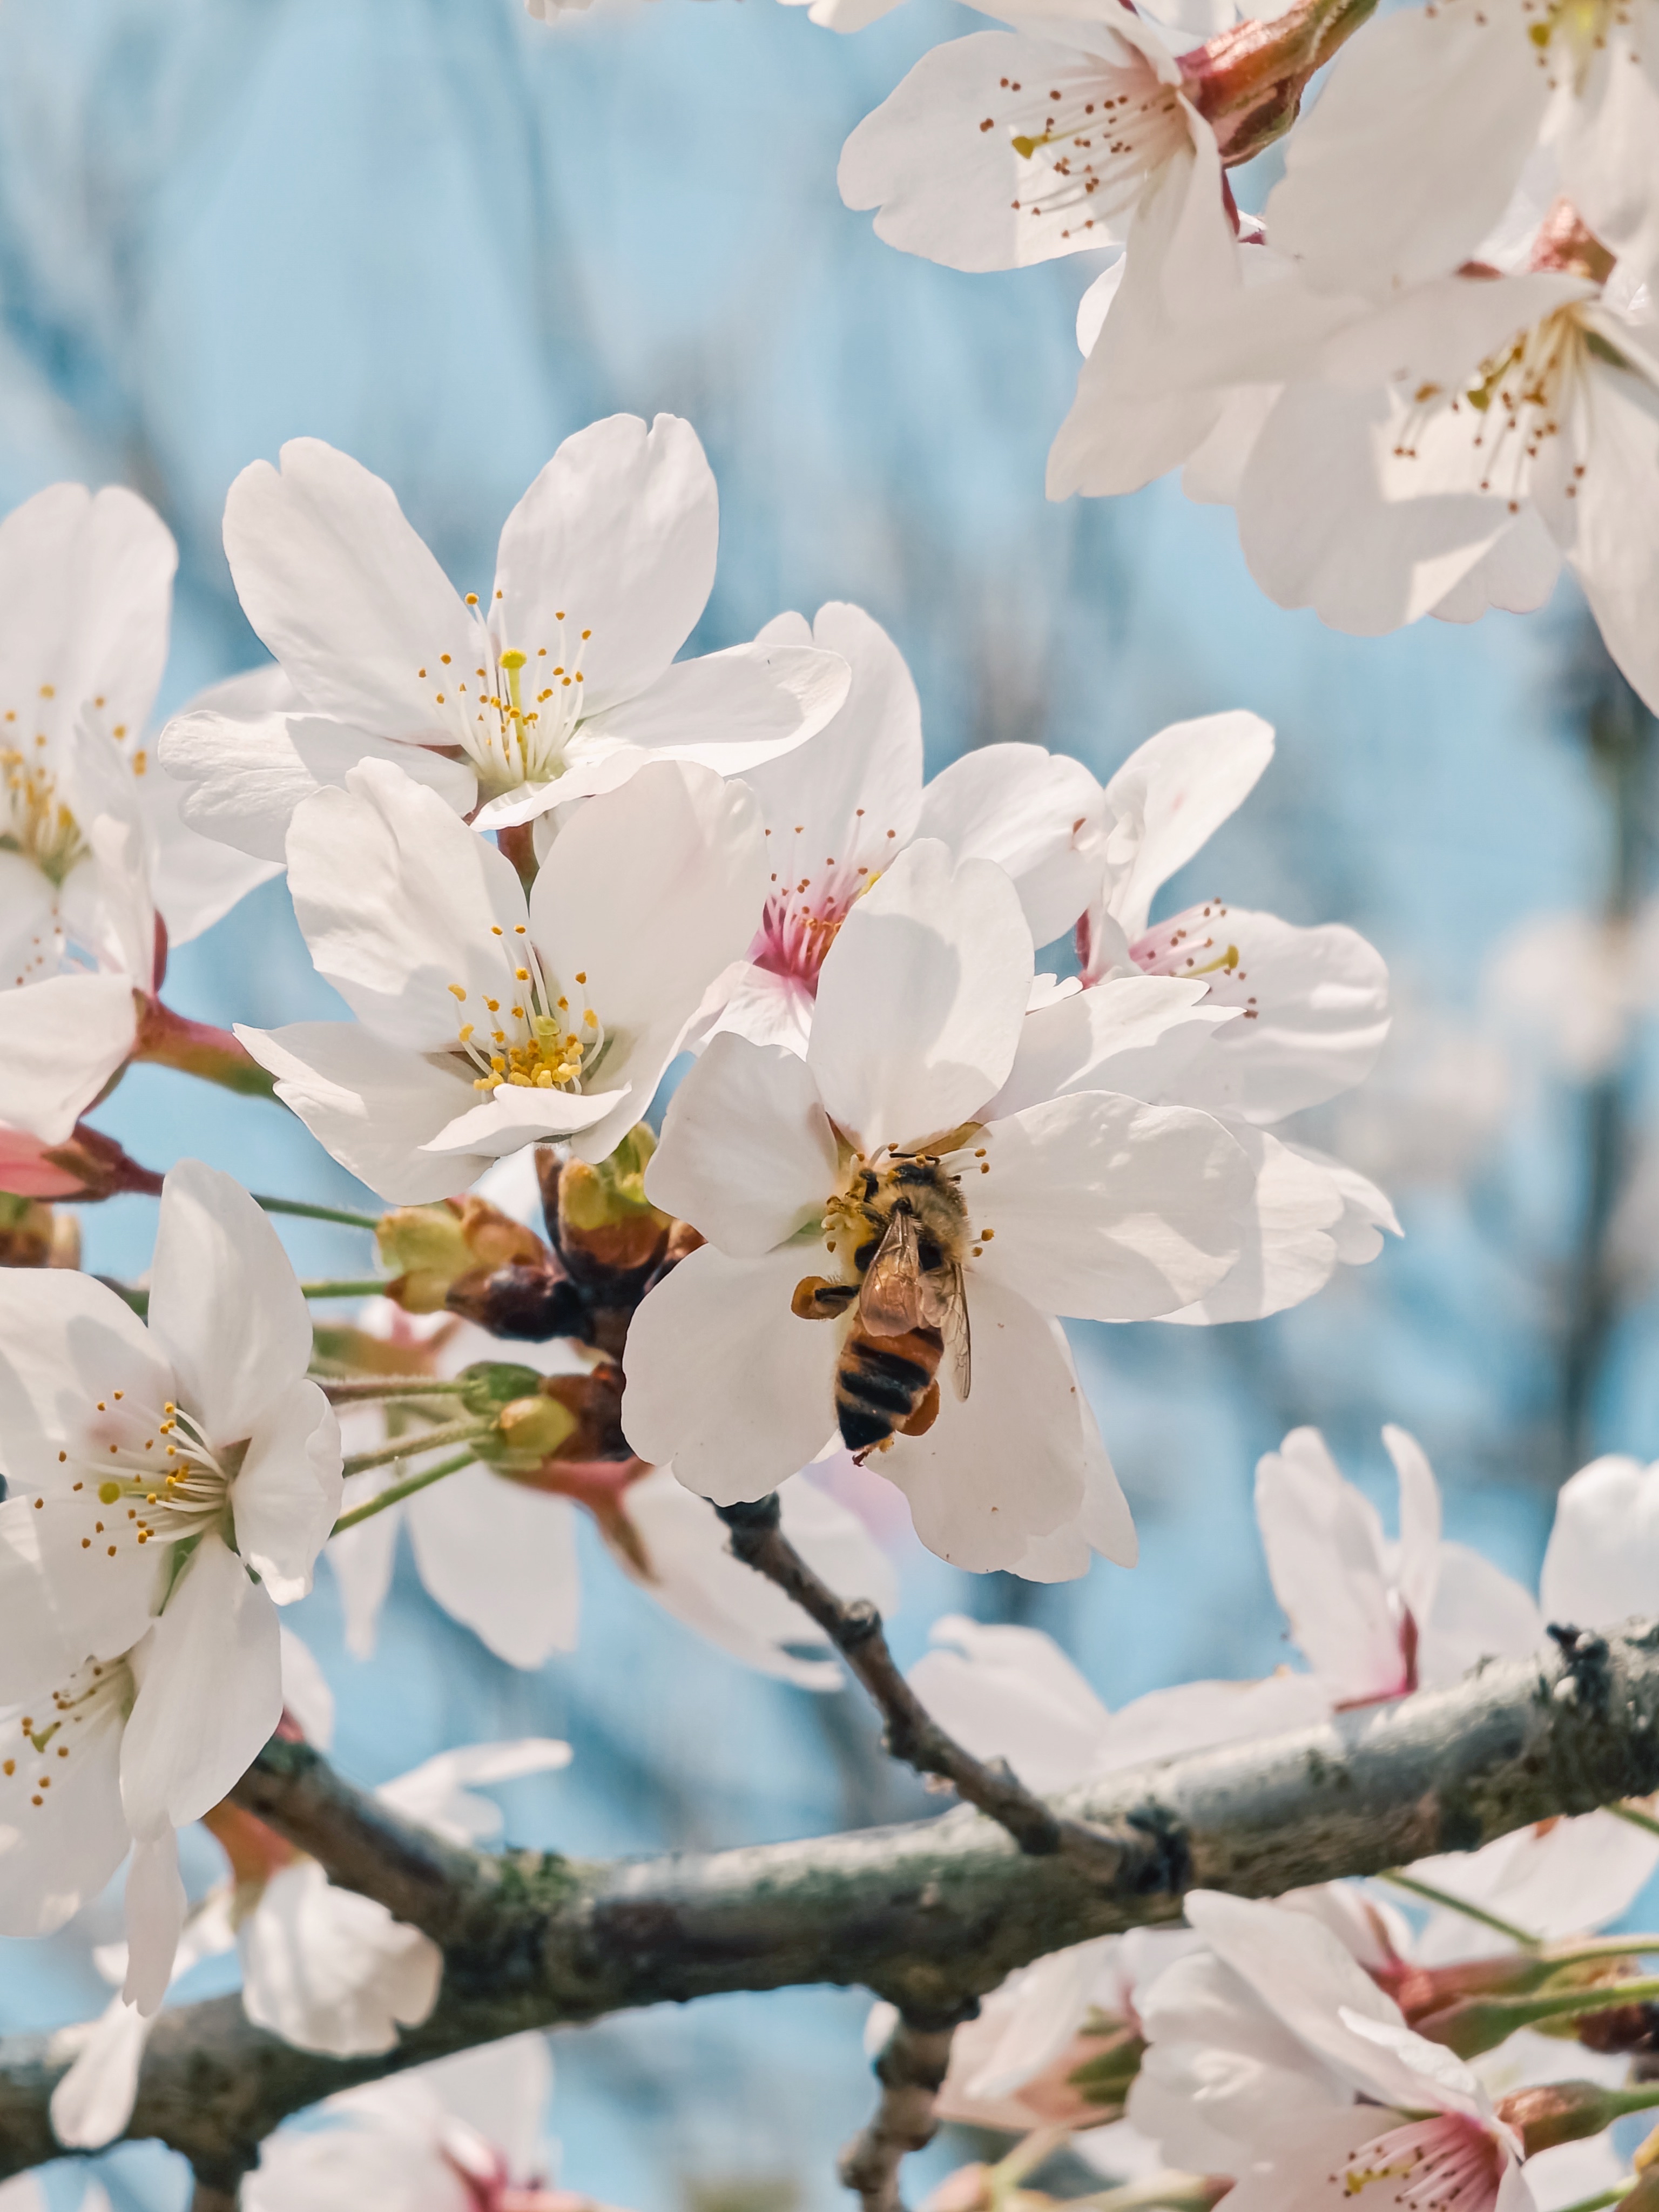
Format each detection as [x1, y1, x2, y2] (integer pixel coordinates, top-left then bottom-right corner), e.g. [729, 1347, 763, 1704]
[1178, 0, 1379, 166]
[466, 1360, 629, 1475]
[0, 1122, 164, 1206]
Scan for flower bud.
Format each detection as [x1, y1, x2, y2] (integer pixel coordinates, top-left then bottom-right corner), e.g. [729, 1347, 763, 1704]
[377, 1196, 549, 1313]
[491, 1393, 581, 1468]
[0, 1192, 78, 1270]
[547, 1125, 675, 1289]
[0, 1123, 164, 1204]
[1496, 2076, 1659, 2154]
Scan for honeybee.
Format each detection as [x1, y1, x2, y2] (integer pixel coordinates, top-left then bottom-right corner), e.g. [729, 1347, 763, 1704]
[792, 1152, 973, 1461]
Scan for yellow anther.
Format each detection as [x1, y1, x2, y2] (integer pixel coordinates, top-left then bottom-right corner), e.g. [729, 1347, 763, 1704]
[448, 983, 467, 1000]
[501, 649, 527, 670]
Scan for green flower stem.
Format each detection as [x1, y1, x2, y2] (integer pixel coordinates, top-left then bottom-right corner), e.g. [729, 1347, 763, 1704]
[255, 1195, 382, 1232]
[1611, 1801, 1659, 1841]
[331, 1450, 481, 1535]
[1378, 1869, 1542, 1949]
[341, 1420, 495, 1479]
[1425, 1974, 1659, 2059]
[320, 1376, 471, 1406]
[300, 1278, 391, 1301]
[1550, 2185, 1637, 2212]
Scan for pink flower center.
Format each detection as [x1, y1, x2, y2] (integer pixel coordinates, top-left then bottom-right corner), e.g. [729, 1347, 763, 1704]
[752, 820, 896, 991]
[1338, 2112, 1507, 2210]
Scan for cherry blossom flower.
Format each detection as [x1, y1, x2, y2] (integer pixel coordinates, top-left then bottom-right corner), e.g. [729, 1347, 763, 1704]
[698, 602, 1105, 1054]
[238, 757, 767, 1203]
[1258, 1427, 1659, 1947]
[50, 1724, 570, 2152]
[328, 1299, 899, 1680]
[241, 2034, 591, 2212]
[1131, 1890, 1538, 2212]
[623, 838, 1257, 1570]
[0, 1161, 341, 2012]
[1067, 710, 1395, 1321]
[158, 416, 849, 851]
[0, 485, 276, 1142]
[881, 1615, 1327, 2106]
[1256, 1425, 1545, 1710]
[838, 3, 1211, 275]
[1264, 0, 1659, 305]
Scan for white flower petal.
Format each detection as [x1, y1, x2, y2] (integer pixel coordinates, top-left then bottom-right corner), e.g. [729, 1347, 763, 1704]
[839, 29, 1181, 272]
[1157, 1127, 1345, 1326]
[1101, 711, 1273, 942]
[236, 1021, 489, 1204]
[559, 638, 852, 788]
[909, 1614, 1112, 1791]
[1560, 340, 1659, 717]
[287, 759, 531, 1050]
[492, 413, 718, 715]
[0, 972, 138, 1144]
[988, 975, 1230, 1119]
[159, 704, 477, 866]
[120, 1530, 282, 1835]
[222, 439, 476, 739]
[279, 1626, 335, 1751]
[879, 1282, 1091, 1572]
[973, 1090, 1251, 1323]
[1264, 3, 1546, 296]
[529, 759, 769, 1111]
[0, 483, 175, 745]
[0, 1658, 131, 1937]
[621, 1466, 898, 1690]
[405, 1467, 581, 1670]
[325, 1489, 402, 1662]
[743, 601, 924, 865]
[378, 1739, 571, 1845]
[0, 1265, 170, 1493]
[808, 839, 1032, 1150]
[1254, 1427, 1400, 1704]
[240, 1860, 442, 2057]
[1145, 912, 1390, 1124]
[232, 1382, 343, 1603]
[148, 1161, 314, 1447]
[915, 744, 1106, 949]
[120, 1830, 186, 2017]
[1541, 1453, 1659, 1627]
[623, 1244, 840, 1505]
[132, 761, 282, 946]
[49, 1990, 152, 2149]
[1417, 1540, 1543, 1685]
[649, 1033, 838, 1255]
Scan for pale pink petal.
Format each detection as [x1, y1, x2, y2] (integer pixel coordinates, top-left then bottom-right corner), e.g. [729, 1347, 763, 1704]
[648, 1033, 838, 1256]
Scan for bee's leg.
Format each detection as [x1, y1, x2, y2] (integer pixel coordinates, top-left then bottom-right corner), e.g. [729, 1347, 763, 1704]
[896, 1381, 940, 1438]
[791, 1276, 857, 1320]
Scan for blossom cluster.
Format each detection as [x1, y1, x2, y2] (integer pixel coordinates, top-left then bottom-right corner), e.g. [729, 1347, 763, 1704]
[0, 0, 1656, 2193]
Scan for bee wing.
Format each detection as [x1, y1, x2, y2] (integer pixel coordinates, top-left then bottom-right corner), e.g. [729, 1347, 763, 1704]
[859, 1210, 927, 1337]
[935, 1266, 971, 1401]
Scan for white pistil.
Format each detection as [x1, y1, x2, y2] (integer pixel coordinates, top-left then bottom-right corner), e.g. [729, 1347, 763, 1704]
[68, 1393, 233, 1556]
[420, 606, 596, 798]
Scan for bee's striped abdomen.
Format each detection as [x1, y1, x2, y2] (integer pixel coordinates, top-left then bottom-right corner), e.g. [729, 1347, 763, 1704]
[834, 1323, 943, 1455]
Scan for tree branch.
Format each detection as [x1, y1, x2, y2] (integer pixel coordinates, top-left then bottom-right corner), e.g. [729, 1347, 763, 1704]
[5, 1620, 1658, 2185]
[839, 2008, 965, 2212]
[716, 1496, 1144, 1876]
[224, 1736, 498, 1948]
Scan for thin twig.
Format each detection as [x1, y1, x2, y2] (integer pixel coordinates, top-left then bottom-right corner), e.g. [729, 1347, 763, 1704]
[1378, 1869, 1542, 1949]
[717, 1496, 1168, 1881]
[340, 1418, 494, 1478]
[300, 1276, 392, 1301]
[332, 1449, 480, 1533]
[320, 1374, 470, 1405]
[838, 2008, 963, 2212]
[253, 1194, 382, 1231]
